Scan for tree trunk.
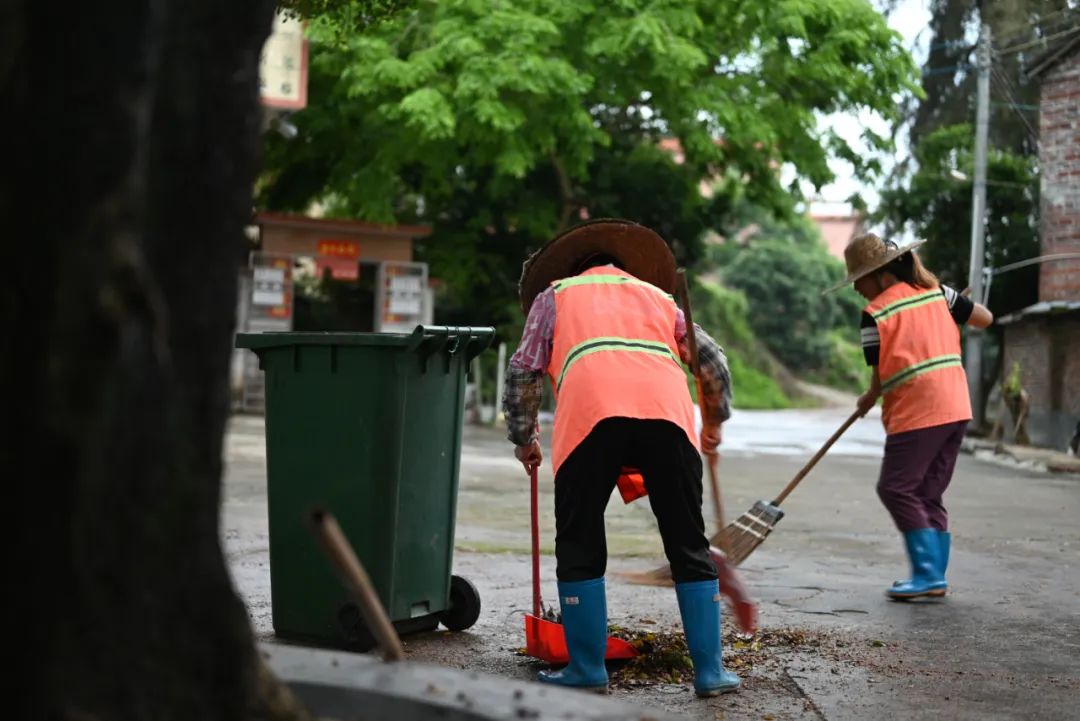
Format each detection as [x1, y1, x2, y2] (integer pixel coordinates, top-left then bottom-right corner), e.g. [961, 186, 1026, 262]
[2, 1, 308, 719]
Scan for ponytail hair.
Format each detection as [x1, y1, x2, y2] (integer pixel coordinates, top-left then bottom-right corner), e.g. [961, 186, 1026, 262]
[883, 249, 939, 289]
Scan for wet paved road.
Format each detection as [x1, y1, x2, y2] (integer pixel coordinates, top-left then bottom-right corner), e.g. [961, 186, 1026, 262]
[223, 408, 1080, 720]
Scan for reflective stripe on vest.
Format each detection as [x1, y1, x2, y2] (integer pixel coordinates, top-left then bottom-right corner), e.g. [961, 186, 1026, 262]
[554, 274, 675, 301]
[881, 353, 963, 394]
[864, 282, 971, 435]
[870, 288, 945, 323]
[556, 336, 679, 390]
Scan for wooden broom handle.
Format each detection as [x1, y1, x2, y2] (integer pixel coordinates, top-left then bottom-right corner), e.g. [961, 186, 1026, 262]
[308, 509, 406, 662]
[771, 409, 862, 506]
[676, 271, 726, 539]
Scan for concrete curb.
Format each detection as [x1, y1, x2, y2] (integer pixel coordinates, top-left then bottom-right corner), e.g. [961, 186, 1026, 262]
[262, 643, 683, 721]
[961, 437, 1080, 475]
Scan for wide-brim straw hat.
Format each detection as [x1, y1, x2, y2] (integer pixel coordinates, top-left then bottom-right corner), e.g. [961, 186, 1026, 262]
[824, 234, 929, 294]
[518, 219, 677, 313]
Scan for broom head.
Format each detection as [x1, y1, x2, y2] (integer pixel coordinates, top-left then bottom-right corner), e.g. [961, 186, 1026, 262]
[713, 500, 784, 566]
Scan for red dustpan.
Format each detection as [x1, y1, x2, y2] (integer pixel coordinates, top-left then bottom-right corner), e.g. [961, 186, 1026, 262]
[524, 467, 638, 664]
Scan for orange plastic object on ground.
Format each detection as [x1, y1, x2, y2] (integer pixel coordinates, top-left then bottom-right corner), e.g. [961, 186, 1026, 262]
[524, 467, 639, 664]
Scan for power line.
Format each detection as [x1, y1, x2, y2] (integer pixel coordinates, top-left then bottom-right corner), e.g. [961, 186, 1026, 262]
[990, 65, 1041, 149]
[928, 39, 974, 52]
[995, 21, 1075, 51]
[991, 8, 1078, 47]
[991, 101, 1038, 111]
[994, 24, 1080, 57]
[922, 64, 974, 76]
[937, 172, 1035, 188]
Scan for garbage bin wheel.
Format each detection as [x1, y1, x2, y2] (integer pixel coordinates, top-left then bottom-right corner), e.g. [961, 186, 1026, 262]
[440, 575, 481, 632]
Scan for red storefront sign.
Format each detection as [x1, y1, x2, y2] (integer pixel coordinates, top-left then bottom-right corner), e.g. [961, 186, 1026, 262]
[316, 240, 359, 258]
[316, 239, 360, 280]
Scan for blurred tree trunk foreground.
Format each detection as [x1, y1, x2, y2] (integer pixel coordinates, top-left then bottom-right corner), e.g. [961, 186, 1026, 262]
[2, 1, 311, 719]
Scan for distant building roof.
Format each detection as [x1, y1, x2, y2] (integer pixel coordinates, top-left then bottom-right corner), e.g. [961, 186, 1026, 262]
[255, 211, 431, 238]
[811, 212, 863, 260]
[1023, 31, 1080, 81]
[998, 300, 1080, 325]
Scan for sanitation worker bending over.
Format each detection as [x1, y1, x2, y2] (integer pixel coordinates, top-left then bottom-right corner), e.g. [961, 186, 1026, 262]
[502, 219, 739, 697]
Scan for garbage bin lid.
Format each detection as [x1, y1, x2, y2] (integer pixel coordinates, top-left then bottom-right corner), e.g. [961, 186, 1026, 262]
[235, 331, 412, 351]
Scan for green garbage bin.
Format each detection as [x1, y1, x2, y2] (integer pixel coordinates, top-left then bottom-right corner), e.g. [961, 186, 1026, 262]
[236, 325, 495, 648]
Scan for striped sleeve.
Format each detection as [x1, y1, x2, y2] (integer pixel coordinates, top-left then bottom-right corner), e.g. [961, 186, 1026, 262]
[940, 285, 974, 325]
[860, 312, 880, 366]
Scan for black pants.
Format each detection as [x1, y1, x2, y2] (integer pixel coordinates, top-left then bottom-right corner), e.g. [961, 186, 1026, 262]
[554, 417, 716, 583]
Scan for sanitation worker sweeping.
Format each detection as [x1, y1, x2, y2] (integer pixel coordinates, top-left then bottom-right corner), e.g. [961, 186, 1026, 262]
[826, 233, 993, 600]
[502, 219, 743, 696]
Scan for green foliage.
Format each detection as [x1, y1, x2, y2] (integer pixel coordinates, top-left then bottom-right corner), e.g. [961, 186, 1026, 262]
[727, 353, 792, 410]
[722, 240, 861, 372]
[278, 0, 413, 31]
[1003, 360, 1023, 396]
[875, 124, 1040, 316]
[805, 330, 871, 393]
[259, 0, 919, 335]
[689, 278, 793, 409]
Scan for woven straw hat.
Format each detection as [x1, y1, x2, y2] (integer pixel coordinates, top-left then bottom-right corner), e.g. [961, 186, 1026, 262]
[824, 233, 929, 294]
[518, 219, 677, 313]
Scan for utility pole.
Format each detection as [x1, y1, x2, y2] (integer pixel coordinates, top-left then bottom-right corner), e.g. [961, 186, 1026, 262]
[966, 24, 991, 428]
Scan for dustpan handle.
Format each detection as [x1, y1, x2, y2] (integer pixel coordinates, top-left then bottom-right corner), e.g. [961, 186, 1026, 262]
[772, 409, 862, 506]
[530, 466, 541, 617]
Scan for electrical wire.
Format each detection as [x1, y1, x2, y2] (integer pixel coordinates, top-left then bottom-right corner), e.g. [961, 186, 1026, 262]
[990, 65, 1041, 150]
[994, 24, 1080, 57]
[991, 8, 1079, 48]
[927, 39, 974, 52]
[922, 64, 975, 76]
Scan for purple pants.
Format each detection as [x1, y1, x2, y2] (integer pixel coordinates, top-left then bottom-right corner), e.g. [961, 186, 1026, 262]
[877, 420, 968, 532]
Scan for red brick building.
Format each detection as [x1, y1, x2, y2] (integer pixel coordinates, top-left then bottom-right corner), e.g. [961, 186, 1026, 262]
[999, 37, 1080, 450]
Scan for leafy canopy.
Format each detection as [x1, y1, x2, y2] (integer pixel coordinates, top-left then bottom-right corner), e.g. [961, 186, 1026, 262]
[263, 0, 918, 222]
[260, 0, 919, 335]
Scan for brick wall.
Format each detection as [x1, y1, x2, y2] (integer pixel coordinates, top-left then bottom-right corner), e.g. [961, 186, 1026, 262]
[1060, 316, 1080, 417]
[1002, 315, 1080, 449]
[1002, 322, 1053, 411]
[1039, 50, 1080, 302]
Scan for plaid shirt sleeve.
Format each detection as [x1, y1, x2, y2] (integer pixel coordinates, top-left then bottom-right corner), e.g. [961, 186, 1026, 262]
[503, 367, 544, 446]
[676, 312, 733, 426]
[502, 288, 555, 446]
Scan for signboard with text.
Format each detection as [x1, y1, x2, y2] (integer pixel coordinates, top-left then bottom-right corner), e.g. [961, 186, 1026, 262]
[249, 252, 293, 325]
[259, 12, 309, 110]
[376, 261, 428, 333]
[316, 239, 359, 258]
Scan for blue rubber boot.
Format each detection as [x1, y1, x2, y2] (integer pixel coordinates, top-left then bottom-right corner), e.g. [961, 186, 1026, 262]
[893, 529, 951, 591]
[676, 579, 741, 697]
[886, 529, 947, 600]
[537, 578, 608, 691]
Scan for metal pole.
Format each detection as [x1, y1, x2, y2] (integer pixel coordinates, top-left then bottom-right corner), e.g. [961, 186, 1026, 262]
[471, 356, 482, 425]
[494, 342, 506, 427]
[966, 24, 991, 428]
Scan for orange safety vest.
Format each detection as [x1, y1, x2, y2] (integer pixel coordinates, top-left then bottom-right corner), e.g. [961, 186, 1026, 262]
[865, 282, 972, 435]
[547, 267, 698, 481]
